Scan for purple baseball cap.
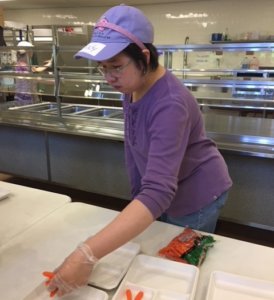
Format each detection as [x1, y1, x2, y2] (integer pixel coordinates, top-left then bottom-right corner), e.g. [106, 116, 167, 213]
[74, 4, 154, 61]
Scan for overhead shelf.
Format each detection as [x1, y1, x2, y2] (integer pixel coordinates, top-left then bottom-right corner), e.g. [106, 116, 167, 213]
[157, 42, 274, 52]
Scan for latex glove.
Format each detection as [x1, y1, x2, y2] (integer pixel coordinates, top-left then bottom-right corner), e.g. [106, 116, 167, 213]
[47, 242, 98, 297]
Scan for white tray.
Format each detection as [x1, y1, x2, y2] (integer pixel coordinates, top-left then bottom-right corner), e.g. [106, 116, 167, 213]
[23, 282, 108, 300]
[112, 254, 199, 300]
[89, 241, 140, 290]
[206, 271, 274, 300]
[0, 187, 10, 200]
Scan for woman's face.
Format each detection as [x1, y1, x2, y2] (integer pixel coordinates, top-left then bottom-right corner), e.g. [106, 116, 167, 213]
[98, 53, 145, 94]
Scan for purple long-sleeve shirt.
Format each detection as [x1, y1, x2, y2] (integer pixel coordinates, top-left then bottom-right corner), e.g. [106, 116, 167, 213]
[123, 70, 232, 219]
[14, 63, 36, 103]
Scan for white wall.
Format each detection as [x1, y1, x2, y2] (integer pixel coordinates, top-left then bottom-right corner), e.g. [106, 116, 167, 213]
[4, 0, 274, 44]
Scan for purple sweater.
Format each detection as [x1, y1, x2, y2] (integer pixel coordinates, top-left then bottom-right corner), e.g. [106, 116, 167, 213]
[14, 64, 36, 103]
[123, 70, 232, 219]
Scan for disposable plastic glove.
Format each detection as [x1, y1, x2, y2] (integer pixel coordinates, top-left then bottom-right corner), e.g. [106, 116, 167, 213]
[47, 242, 98, 297]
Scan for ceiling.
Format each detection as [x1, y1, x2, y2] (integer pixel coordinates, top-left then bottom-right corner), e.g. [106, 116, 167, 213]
[0, 0, 209, 10]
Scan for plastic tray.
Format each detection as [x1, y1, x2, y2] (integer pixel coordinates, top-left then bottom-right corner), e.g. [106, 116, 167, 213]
[89, 241, 140, 290]
[112, 254, 199, 300]
[23, 282, 108, 300]
[0, 187, 10, 201]
[206, 271, 274, 300]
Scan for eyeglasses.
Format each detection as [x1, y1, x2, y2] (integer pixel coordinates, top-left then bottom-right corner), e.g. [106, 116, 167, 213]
[97, 60, 132, 77]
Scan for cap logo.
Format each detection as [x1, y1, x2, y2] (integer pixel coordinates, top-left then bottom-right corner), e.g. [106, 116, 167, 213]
[95, 19, 147, 50]
[97, 18, 108, 31]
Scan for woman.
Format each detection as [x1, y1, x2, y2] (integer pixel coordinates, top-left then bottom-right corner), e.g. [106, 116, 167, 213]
[47, 4, 232, 297]
[14, 41, 52, 104]
[14, 41, 38, 104]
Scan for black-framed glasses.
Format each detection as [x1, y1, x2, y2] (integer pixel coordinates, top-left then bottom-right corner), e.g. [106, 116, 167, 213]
[97, 60, 132, 77]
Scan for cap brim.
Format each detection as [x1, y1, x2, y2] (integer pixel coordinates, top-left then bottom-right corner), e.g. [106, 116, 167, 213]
[74, 41, 129, 61]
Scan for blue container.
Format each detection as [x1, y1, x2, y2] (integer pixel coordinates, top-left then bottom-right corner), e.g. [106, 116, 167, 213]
[211, 33, 223, 42]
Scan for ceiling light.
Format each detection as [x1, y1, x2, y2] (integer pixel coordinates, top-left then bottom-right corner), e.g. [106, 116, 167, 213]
[166, 12, 208, 19]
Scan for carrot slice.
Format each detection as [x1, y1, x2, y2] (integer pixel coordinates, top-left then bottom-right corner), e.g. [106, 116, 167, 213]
[125, 289, 132, 300]
[44, 280, 50, 286]
[49, 288, 58, 298]
[42, 272, 58, 298]
[135, 291, 144, 300]
[42, 271, 55, 279]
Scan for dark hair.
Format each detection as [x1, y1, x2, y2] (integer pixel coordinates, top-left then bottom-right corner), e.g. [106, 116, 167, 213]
[122, 43, 159, 74]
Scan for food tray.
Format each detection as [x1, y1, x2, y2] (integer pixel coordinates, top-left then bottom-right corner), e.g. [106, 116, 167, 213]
[89, 241, 140, 290]
[23, 282, 108, 300]
[0, 187, 10, 200]
[112, 254, 199, 300]
[206, 271, 274, 300]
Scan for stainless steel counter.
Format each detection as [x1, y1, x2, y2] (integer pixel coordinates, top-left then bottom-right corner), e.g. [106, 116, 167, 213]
[0, 107, 124, 140]
[203, 114, 274, 158]
[1, 105, 274, 229]
[1, 105, 273, 158]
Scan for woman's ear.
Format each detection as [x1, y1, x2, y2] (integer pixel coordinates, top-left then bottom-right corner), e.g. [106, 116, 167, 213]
[142, 49, 150, 64]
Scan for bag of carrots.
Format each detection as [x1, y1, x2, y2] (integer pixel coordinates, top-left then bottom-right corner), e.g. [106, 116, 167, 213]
[158, 227, 215, 266]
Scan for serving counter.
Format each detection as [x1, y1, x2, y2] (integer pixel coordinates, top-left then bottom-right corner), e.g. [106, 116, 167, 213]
[1, 199, 274, 300]
[1, 103, 273, 157]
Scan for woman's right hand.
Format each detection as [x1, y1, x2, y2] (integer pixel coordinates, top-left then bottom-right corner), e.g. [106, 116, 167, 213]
[47, 243, 98, 297]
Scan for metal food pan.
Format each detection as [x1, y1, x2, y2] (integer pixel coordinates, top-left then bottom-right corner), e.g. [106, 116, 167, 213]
[11, 102, 65, 112]
[59, 105, 97, 114]
[109, 112, 124, 119]
[78, 107, 122, 117]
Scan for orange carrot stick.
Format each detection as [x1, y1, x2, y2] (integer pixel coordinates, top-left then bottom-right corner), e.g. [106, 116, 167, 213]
[44, 280, 50, 286]
[49, 288, 58, 298]
[135, 291, 144, 300]
[125, 289, 132, 300]
[42, 271, 55, 279]
[42, 271, 58, 298]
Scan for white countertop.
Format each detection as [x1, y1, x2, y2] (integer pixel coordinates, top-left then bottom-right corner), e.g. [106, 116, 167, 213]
[0, 181, 71, 247]
[1, 201, 274, 300]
